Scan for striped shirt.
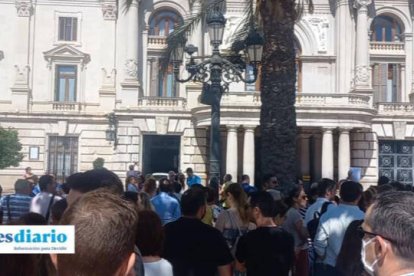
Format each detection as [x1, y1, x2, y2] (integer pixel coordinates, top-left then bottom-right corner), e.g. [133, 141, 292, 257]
[1, 194, 32, 224]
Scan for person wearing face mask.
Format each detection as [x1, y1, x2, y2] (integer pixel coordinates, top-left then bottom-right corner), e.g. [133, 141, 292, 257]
[359, 191, 414, 276]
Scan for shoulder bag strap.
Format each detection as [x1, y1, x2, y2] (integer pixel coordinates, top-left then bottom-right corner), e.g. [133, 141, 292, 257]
[45, 195, 55, 222]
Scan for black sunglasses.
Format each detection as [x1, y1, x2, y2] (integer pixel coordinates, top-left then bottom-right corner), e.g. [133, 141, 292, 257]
[357, 226, 396, 244]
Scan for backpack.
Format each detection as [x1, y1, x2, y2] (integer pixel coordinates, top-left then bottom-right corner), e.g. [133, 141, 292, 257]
[307, 201, 332, 241]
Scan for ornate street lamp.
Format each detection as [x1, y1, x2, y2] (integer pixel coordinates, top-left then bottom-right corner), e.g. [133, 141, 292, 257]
[170, 7, 263, 182]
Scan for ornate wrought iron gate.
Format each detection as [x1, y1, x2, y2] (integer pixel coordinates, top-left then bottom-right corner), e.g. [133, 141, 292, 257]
[379, 141, 413, 186]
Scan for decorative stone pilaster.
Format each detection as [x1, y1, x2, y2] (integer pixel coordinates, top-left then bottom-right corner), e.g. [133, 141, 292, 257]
[226, 126, 238, 179]
[338, 128, 351, 180]
[11, 65, 30, 111]
[352, 0, 372, 91]
[102, 1, 117, 21]
[321, 128, 334, 179]
[15, 0, 33, 17]
[243, 126, 256, 185]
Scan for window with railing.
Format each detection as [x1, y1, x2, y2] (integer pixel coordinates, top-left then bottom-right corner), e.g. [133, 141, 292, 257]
[149, 10, 182, 36]
[158, 63, 177, 97]
[370, 15, 403, 42]
[372, 63, 402, 103]
[48, 136, 78, 183]
[55, 65, 77, 102]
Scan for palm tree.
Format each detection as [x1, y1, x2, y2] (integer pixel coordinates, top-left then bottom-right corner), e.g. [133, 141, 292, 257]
[127, 0, 313, 189]
[257, 0, 312, 189]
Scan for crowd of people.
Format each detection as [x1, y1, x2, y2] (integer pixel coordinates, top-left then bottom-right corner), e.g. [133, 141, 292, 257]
[0, 166, 413, 276]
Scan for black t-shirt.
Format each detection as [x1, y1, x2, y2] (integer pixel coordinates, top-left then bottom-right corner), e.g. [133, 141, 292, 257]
[163, 217, 233, 276]
[236, 226, 295, 276]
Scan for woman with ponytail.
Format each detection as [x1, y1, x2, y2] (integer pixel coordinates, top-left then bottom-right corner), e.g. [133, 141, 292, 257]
[215, 183, 255, 275]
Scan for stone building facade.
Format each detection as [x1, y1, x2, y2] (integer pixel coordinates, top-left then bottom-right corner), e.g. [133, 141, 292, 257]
[1, 0, 414, 189]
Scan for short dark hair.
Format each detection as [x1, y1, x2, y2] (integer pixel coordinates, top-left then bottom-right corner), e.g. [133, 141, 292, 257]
[249, 191, 275, 217]
[339, 181, 362, 203]
[123, 191, 139, 203]
[158, 178, 171, 193]
[377, 176, 389, 186]
[18, 212, 47, 225]
[285, 184, 303, 207]
[185, 167, 193, 173]
[180, 187, 206, 216]
[389, 181, 405, 191]
[262, 174, 276, 184]
[51, 199, 68, 224]
[173, 181, 182, 194]
[241, 175, 249, 182]
[59, 190, 138, 276]
[136, 210, 164, 256]
[39, 175, 54, 191]
[316, 178, 336, 197]
[67, 169, 123, 195]
[366, 191, 414, 263]
[129, 164, 134, 170]
[14, 179, 30, 193]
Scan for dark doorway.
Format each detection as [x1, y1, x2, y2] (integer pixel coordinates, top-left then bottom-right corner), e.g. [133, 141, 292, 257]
[143, 135, 180, 174]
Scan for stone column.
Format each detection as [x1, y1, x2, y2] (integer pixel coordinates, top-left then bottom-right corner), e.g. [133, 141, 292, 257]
[300, 134, 311, 178]
[190, 0, 203, 56]
[121, 0, 140, 100]
[99, 1, 117, 109]
[243, 126, 256, 185]
[401, 64, 406, 102]
[226, 126, 238, 179]
[338, 128, 351, 180]
[12, 0, 32, 111]
[335, 0, 355, 94]
[353, 0, 372, 91]
[321, 128, 334, 179]
[142, 25, 149, 96]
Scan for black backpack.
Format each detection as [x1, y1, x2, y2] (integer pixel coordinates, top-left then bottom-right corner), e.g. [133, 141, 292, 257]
[307, 201, 332, 241]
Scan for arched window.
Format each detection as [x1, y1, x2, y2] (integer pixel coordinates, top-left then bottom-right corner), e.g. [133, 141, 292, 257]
[371, 15, 403, 42]
[149, 10, 182, 36]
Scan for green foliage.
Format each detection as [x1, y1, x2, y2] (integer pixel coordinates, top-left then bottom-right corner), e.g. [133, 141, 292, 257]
[93, 157, 105, 169]
[0, 127, 23, 169]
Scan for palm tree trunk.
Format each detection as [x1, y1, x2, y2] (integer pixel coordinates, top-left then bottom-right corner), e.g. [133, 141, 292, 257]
[259, 0, 298, 190]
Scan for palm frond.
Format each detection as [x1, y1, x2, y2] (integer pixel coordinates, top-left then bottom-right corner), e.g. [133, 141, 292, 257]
[295, 0, 314, 19]
[115, 0, 134, 15]
[160, 0, 225, 71]
[229, 0, 259, 49]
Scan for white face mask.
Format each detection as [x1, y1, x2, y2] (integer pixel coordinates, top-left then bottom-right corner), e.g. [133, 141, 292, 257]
[361, 237, 379, 276]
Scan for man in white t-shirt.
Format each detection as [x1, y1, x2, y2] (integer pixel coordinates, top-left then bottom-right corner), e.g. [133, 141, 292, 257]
[30, 174, 61, 221]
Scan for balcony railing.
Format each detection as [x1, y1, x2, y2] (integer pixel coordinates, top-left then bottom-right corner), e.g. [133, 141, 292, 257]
[220, 92, 371, 109]
[148, 36, 167, 49]
[138, 97, 187, 109]
[370, 42, 405, 55]
[376, 102, 414, 114]
[52, 102, 81, 111]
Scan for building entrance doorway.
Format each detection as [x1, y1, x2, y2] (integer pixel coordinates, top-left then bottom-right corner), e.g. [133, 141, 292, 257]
[142, 135, 180, 174]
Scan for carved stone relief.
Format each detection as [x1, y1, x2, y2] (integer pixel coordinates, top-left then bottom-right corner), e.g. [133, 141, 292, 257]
[102, 2, 117, 20]
[125, 59, 138, 79]
[101, 68, 116, 88]
[15, 0, 33, 17]
[303, 16, 329, 53]
[14, 65, 30, 86]
[353, 0, 372, 9]
[353, 65, 371, 87]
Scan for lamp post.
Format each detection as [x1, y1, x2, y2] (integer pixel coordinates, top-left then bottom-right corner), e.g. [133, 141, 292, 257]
[170, 7, 263, 182]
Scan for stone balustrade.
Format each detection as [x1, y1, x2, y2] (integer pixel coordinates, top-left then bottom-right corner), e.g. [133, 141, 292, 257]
[220, 92, 371, 108]
[138, 96, 187, 109]
[376, 102, 414, 114]
[370, 42, 405, 54]
[148, 36, 167, 49]
[52, 102, 81, 111]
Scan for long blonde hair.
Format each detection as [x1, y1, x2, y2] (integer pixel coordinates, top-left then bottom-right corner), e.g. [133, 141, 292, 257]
[225, 183, 250, 224]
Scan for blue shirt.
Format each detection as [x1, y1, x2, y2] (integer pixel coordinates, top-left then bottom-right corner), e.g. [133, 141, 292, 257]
[151, 192, 181, 225]
[314, 204, 365, 267]
[127, 183, 139, 193]
[186, 175, 201, 187]
[1, 193, 32, 224]
[242, 183, 257, 195]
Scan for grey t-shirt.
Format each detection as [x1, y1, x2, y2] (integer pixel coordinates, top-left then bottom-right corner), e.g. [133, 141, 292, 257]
[282, 207, 306, 248]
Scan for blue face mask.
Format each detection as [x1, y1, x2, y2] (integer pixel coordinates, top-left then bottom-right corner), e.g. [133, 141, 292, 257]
[361, 237, 379, 276]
